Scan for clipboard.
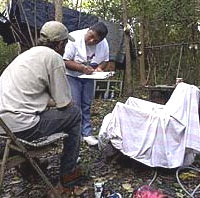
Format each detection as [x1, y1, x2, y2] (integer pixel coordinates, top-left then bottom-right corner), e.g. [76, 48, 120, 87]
[78, 72, 115, 79]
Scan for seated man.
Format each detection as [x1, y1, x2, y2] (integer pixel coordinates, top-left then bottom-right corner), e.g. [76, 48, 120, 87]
[0, 21, 81, 191]
[98, 82, 200, 168]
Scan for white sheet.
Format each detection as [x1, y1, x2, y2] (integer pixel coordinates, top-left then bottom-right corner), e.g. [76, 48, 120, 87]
[98, 83, 200, 168]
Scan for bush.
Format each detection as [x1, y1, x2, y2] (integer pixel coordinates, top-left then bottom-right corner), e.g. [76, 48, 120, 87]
[0, 36, 18, 74]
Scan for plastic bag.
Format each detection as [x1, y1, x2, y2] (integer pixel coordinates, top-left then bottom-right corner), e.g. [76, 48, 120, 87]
[134, 185, 168, 198]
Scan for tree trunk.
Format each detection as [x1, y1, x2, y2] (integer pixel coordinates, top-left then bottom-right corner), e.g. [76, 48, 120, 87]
[75, 0, 79, 10]
[138, 16, 146, 86]
[102, 0, 106, 19]
[54, 0, 63, 22]
[122, 0, 133, 96]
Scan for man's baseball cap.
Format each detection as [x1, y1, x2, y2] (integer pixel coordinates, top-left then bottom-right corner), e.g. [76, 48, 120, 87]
[40, 21, 75, 42]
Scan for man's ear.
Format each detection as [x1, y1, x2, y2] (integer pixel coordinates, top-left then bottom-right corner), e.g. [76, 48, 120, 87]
[54, 41, 62, 53]
[56, 40, 67, 55]
[58, 40, 67, 48]
[53, 41, 59, 50]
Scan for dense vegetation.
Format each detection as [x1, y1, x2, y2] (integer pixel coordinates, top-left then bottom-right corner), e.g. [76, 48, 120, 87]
[0, 0, 200, 85]
[80, 0, 200, 85]
[0, 36, 18, 74]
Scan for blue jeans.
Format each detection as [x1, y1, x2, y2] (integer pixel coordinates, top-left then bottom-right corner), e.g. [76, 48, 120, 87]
[67, 75, 94, 137]
[15, 105, 81, 176]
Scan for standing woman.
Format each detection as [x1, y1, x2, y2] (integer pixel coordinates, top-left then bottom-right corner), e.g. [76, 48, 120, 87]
[63, 22, 109, 146]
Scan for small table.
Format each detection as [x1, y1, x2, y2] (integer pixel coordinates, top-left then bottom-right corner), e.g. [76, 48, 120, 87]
[145, 85, 175, 104]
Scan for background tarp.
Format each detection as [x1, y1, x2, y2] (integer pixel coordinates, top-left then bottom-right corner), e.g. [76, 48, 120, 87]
[0, 0, 126, 63]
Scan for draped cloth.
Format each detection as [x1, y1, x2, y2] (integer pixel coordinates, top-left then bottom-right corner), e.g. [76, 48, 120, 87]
[98, 83, 200, 168]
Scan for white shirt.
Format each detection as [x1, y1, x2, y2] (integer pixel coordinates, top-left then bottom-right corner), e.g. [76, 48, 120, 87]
[0, 46, 72, 132]
[63, 28, 109, 77]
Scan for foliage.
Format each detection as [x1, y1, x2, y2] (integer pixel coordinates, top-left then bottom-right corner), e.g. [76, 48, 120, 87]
[1, 0, 200, 85]
[0, 36, 18, 74]
[71, 0, 200, 85]
[0, 0, 7, 13]
[63, 0, 74, 9]
[139, 0, 200, 85]
[81, 0, 123, 22]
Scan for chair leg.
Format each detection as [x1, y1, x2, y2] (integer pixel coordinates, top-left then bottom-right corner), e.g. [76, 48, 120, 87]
[0, 118, 61, 197]
[26, 156, 61, 198]
[0, 139, 11, 187]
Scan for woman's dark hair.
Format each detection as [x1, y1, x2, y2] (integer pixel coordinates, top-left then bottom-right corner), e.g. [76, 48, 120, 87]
[90, 22, 108, 40]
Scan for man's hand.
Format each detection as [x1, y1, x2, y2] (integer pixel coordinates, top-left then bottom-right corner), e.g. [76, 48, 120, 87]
[57, 101, 74, 111]
[81, 65, 94, 74]
[47, 99, 56, 107]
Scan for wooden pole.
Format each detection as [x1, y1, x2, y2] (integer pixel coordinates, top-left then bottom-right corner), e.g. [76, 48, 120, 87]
[54, 0, 63, 22]
[19, 0, 35, 47]
[34, 0, 38, 45]
[75, 0, 79, 10]
[0, 139, 11, 187]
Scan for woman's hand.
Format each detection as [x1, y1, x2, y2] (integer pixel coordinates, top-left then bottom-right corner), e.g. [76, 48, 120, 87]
[81, 65, 94, 74]
[94, 67, 103, 72]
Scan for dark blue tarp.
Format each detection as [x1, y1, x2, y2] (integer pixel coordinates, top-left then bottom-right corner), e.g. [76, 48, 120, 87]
[0, 0, 98, 43]
[17, 0, 98, 32]
[0, 0, 126, 63]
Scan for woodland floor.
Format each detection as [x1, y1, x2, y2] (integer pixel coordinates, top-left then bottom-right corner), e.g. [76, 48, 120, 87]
[1, 90, 200, 198]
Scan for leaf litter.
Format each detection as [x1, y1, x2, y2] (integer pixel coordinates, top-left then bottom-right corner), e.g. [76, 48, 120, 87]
[0, 97, 200, 198]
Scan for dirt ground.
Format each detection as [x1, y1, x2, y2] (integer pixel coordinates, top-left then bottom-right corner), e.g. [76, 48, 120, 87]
[1, 97, 200, 198]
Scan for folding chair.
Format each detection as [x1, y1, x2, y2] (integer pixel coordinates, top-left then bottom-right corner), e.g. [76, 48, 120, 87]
[0, 117, 68, 198]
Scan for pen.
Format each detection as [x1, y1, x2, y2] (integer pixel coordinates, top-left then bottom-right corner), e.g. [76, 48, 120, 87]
[90, 63, 98, 69]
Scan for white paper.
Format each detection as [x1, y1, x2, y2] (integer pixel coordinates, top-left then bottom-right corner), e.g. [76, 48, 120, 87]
[78, 71, 115, 79]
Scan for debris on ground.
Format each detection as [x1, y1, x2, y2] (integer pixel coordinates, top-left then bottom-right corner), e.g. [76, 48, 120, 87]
[0, 97, 200, 198]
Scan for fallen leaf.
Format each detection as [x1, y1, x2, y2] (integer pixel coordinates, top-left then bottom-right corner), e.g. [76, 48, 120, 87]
[122, 183, 132, 191]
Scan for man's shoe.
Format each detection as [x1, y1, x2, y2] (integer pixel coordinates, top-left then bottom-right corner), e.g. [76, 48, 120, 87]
[83, 136, 98, 146]
[60, 167, 86, 187]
